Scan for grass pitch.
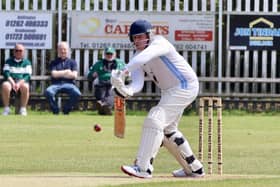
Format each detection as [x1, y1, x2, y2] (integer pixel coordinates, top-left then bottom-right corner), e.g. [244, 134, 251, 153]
[0, 111, 279, 186]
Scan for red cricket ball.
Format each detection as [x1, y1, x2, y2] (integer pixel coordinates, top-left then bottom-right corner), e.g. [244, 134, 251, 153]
[94, 124, 102, 132]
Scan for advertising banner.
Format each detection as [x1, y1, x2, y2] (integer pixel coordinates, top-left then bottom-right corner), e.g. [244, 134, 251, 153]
[0, 12, 53, 49]
[71, 12, 215, 51]
[229, 15, 280, 50]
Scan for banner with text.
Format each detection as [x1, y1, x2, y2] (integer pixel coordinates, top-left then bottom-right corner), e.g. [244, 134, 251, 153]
[71, 12, 215, 51]
[0, 12, 52, 49]
[229, 15, 280, 50]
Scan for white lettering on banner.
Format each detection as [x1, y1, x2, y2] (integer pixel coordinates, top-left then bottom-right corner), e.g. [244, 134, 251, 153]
[249, 40, 273, 46]
[234, 27, 280, 37]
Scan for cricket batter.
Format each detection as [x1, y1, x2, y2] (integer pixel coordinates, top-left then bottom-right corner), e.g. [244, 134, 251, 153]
[111, 19, 205, 178]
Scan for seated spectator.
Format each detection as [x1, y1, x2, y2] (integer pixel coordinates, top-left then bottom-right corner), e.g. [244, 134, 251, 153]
[87, 47, 125, 115]
[45, 41, 81, 115]
[1, 44, 32, 116]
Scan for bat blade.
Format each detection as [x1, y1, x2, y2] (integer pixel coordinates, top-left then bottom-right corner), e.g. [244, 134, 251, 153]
[114, 96, 126, 138]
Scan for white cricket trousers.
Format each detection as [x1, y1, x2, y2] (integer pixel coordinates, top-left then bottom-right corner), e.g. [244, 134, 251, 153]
[159, 81, 199, 134]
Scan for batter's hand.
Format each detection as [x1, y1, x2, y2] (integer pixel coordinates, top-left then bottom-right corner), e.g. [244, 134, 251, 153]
[113, 85, 133, 98]
[111, 69, 133, 98]
[111, 70, 125, 88]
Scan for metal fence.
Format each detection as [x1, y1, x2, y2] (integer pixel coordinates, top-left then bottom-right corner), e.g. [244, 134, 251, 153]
[0, 0, 280, 100]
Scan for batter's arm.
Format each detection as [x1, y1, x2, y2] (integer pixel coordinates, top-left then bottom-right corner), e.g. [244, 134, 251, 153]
[127, 36, 169, 72]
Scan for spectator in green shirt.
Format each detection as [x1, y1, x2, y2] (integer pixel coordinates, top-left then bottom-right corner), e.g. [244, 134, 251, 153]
[87, 47, 125, 115]
[1, 44, 32, 116]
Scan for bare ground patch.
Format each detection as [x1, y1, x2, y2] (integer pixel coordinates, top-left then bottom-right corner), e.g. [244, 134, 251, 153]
[0, 173, 279, 187]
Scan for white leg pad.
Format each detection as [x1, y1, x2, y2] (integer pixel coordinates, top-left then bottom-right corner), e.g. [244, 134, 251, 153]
[163, 137, 192, 174]
[167, 131, 194, 157]
[164, 131, 203, 173]
[189, 159, 203, 172]
[136, 107, 165, 172]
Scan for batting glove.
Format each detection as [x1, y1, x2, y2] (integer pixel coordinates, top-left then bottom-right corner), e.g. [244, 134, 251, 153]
[111, 70, 124, 86]
[113, 85, 133, 99]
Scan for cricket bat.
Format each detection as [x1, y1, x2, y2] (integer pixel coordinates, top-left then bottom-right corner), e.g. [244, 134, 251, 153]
[114, 96, 126, 138]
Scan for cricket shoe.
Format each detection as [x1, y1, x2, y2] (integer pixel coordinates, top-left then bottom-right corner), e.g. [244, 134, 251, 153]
[19, 107, 27, 116]
[121, 165, 152, 179]
[2, 107, 10, 116]
[172, 168, 205, 178]
[96, 100, 112, 115]
[101, 103, 112, 115]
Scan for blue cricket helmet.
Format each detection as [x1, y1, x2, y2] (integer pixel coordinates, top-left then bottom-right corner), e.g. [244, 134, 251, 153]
[128, 20, 153, 42]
